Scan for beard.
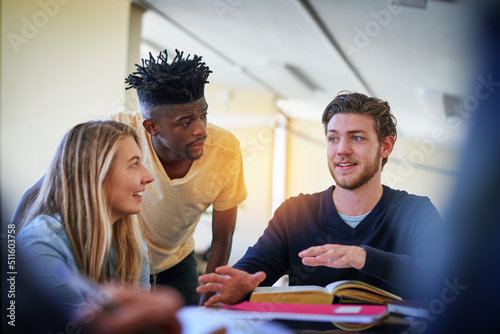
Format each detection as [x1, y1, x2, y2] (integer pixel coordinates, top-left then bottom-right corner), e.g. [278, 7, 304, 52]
[328, 146, 381, 190]
[184, 149, 203, 161]
[184, 135, 208, 161]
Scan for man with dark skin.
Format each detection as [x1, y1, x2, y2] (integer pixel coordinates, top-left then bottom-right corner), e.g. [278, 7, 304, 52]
[112, 49, 247, 306]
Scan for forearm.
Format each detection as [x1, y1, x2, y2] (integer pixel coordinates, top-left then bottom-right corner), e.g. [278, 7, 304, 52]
[205, 235, 232, 274]
[207, 206, 238, 273]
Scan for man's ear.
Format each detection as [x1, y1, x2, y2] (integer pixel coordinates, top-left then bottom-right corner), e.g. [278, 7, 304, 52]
[381, 136, 395, 159]
[143, 118, 158, 137]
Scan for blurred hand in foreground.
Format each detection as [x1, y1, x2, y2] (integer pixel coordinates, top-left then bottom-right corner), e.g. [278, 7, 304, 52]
[80, 285, 184, 334]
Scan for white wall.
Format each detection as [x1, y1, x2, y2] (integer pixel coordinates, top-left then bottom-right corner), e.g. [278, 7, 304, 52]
[2, 0, 135, 220]
[202, 84, 278, 265]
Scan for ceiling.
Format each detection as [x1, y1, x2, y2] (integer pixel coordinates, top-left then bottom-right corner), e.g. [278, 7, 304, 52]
[133, 0, 480, 146]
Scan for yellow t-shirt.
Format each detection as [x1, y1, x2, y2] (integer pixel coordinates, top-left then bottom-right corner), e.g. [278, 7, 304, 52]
[110, 111, 247, 273]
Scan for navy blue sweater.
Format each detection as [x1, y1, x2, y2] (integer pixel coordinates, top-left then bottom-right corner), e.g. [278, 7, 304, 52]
[234, 185, 445, 299]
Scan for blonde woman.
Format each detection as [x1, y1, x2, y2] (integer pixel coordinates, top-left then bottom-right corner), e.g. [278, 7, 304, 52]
[17, 120, 155, 316]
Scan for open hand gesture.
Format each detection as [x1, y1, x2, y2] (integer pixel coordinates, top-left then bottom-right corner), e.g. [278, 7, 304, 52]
[197, 266, 266, 307]
[299, 244, 366, 270]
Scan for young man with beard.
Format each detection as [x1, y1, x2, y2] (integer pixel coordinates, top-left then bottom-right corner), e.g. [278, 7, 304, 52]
[197, 91, 445, 306]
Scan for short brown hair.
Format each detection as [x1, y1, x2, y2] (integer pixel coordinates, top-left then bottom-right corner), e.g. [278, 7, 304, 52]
[322, 91, 397, 167]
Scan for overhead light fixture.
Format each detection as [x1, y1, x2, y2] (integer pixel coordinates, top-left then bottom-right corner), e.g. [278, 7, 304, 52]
[266, 61, 317, 99]
[442, 94, 464, 119]
[392, 0, 427, 9]
[420, 89, 464, 119]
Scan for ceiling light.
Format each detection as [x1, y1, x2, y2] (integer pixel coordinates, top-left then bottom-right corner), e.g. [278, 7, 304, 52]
[393, 0, 427, 9]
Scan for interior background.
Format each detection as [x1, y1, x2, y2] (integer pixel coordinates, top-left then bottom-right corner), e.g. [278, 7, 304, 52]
[2, 0, 481, 265]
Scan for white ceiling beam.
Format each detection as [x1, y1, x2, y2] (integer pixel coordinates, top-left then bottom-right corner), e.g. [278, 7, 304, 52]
[296, 0, 375, 96]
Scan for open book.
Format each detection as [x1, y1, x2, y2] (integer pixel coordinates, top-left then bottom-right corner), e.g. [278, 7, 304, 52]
[249, 280, 402, 305]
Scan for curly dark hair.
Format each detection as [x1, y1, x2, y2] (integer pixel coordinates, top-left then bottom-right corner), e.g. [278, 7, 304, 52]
[125, 49, 212, 106]
[322, 91, 397, 167]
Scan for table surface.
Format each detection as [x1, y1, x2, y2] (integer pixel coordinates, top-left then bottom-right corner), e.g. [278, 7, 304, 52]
[177, 305, 427, 334]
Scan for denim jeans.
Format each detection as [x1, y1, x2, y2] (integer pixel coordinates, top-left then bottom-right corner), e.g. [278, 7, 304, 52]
[150, 250, 200, 305]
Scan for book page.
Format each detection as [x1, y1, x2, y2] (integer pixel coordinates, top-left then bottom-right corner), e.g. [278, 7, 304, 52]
[325, 280, 402, 301]
[253, 285, 329, 294]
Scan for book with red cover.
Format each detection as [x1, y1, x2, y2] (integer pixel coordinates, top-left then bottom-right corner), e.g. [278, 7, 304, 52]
[221, 301, 389, 324]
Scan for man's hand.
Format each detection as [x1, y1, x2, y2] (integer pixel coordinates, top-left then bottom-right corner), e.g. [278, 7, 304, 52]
[197, 266, 266, 307]
[299, 244, 366, 270]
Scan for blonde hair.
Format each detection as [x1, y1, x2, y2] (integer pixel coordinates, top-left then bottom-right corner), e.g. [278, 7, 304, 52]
[22, 120, 147, 285]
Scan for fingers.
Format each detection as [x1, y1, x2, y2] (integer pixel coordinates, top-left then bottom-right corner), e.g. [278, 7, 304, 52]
[302, 254, 335, 267]
[214, 265, 243, 276]
[196, 282, 221, 294]
[298, 245, 328, 258]
[301, 256, 322, 267]
[197, 267, 268, 307]
[300, 244, 343, 267]
[198, 272, 225, 284]
[202, 293, 222, 307]
[300, 245, 366, 269]
[252, 271, 267, 283]
[197, 268, 232, 293]
[300, 244, 337, 260]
